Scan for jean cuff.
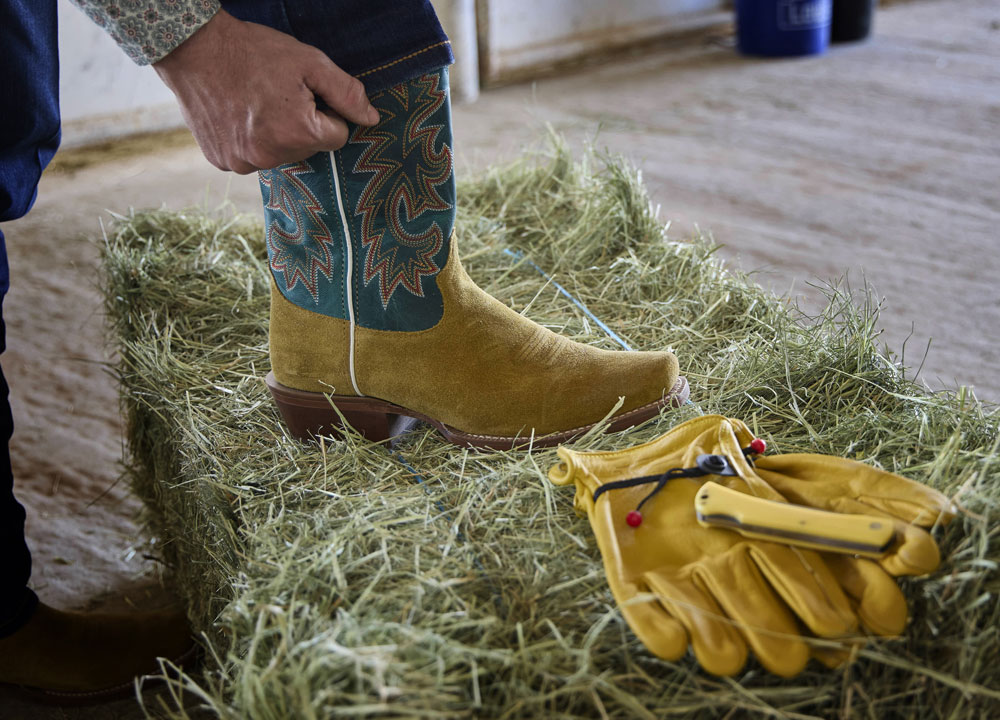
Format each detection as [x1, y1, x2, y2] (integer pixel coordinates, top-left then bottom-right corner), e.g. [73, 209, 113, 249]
[358, 43, 455, 95]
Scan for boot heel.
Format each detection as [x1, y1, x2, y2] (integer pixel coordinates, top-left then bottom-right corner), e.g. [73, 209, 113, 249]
[265, 372, 407, 442]
[330, 404, 393, 442]
[266, 373, 417, 442]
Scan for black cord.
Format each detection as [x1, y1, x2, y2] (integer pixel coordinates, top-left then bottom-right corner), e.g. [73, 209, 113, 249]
[591, 465, 706, 506]
[591, 443, 764, 523]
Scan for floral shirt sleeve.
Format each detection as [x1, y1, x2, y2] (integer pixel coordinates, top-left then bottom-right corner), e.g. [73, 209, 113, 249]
[69, 0, 221, 65]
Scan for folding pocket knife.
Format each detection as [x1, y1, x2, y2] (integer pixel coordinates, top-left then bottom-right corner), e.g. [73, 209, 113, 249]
[694, 481, 895, 558]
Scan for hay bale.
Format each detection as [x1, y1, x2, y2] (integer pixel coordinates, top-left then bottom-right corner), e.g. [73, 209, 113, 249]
[102, 144, 999, 718]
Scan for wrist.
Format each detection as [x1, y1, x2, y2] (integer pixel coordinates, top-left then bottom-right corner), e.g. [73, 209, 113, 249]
[153, 8, 233, 80]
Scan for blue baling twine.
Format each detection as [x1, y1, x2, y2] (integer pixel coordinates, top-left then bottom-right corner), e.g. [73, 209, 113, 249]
[502, 249, 633, 351]
[504, 249, 694, 407]
[502, 250, 692, 406]
[395, 451, 499, 601]
[394, 250, 627, 585]
[394, 452, 465, 541]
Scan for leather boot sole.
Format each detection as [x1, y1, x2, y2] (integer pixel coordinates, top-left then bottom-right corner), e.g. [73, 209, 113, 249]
[266, 371, 690, 449]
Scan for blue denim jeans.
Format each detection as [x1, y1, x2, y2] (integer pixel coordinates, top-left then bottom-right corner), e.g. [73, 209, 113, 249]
[223, 0, 452, 94]
[0, 0, 60, 637]
[0, 0, 451, 635]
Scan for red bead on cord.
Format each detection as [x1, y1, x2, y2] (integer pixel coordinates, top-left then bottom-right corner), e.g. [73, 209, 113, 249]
[749, 438, 767, 454]
[625, 510, 643, 528]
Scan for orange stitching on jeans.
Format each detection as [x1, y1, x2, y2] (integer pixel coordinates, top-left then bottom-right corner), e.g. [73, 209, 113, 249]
[357, 41, 451, 79]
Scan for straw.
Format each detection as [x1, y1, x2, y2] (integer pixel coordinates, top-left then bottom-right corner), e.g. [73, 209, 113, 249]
[102, 139, 999, 719]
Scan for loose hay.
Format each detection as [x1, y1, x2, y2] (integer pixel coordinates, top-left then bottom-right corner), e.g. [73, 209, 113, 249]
[102, 142, 999, 719]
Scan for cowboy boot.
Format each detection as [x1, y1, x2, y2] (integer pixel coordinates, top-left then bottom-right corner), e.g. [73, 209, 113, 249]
[260, 67, 689, 449]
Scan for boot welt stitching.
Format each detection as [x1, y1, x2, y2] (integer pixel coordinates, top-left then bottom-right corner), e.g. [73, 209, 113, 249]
[445, 378, 689, 442]
[272, 374, 688, 444]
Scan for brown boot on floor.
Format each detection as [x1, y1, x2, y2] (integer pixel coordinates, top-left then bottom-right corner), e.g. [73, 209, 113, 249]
[0, 602, 194, 704]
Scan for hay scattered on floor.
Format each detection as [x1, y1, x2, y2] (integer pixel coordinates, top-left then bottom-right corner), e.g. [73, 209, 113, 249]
[48, 128, 197, 175]
[102, 141, 999, 719]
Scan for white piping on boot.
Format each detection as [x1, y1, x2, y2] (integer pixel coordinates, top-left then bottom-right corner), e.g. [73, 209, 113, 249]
[329, 150, 364, 397]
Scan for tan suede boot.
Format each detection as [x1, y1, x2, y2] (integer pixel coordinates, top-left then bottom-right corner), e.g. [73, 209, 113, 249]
[260, 68, 688, 449]
[0, 602, 194, 703]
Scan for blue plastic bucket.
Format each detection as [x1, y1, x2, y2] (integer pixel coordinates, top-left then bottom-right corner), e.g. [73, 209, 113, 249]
[736, 0, 832, 57]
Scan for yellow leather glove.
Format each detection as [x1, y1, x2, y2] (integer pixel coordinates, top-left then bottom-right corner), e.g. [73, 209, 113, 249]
[548, 415, 953, 677]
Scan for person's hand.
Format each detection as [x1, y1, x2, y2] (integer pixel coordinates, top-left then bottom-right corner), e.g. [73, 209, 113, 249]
[153, 9, 379, 174]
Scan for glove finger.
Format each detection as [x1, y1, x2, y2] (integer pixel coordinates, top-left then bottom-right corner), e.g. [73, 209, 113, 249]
[855, 487, 953, 528]
[811, 639, 862, 669]
[823, 555, 908, 636]
[881, 521, 942, 577]
[753, 461, 944, 577]
[613, 582, 690, 663]
[786, 501, 941, 577]
[698, 550, 811, 678]
[775, 498, 941, 577]
[642, 572, 747, 676]
[785, 501, 940, 577]
[746, 544, 858, 638]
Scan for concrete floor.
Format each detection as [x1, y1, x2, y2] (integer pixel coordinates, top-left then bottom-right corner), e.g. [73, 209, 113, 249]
[1, 0, 997, 715]
[456, 0, 1000, 399]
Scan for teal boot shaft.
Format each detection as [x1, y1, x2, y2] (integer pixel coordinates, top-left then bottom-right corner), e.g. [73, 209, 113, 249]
[259, 67, 456, 332]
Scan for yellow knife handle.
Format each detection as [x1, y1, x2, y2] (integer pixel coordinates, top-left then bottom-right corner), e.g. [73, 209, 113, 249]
[694, 481, 895, 558]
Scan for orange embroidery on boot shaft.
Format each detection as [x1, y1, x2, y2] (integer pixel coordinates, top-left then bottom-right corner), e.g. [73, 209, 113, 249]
[261, 159, 338, 303]
[348, 72, 454, 309]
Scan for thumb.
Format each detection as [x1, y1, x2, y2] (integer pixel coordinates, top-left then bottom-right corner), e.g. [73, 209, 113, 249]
[303, 110, 351, 153]
[304, 57, 380, 127]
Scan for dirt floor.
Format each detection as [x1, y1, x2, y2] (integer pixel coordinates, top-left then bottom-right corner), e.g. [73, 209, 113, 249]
[1, 0, 996, 715]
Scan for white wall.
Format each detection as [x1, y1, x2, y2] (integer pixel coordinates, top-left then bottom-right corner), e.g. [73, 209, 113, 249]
[432, 0, 480, 103]
[57, 0, 182, 147]
[478, 0, 724, 84]
[55, 0, 724, 145]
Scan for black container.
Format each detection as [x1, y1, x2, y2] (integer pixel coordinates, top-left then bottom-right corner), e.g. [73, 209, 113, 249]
[831, 0, 875, 42]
